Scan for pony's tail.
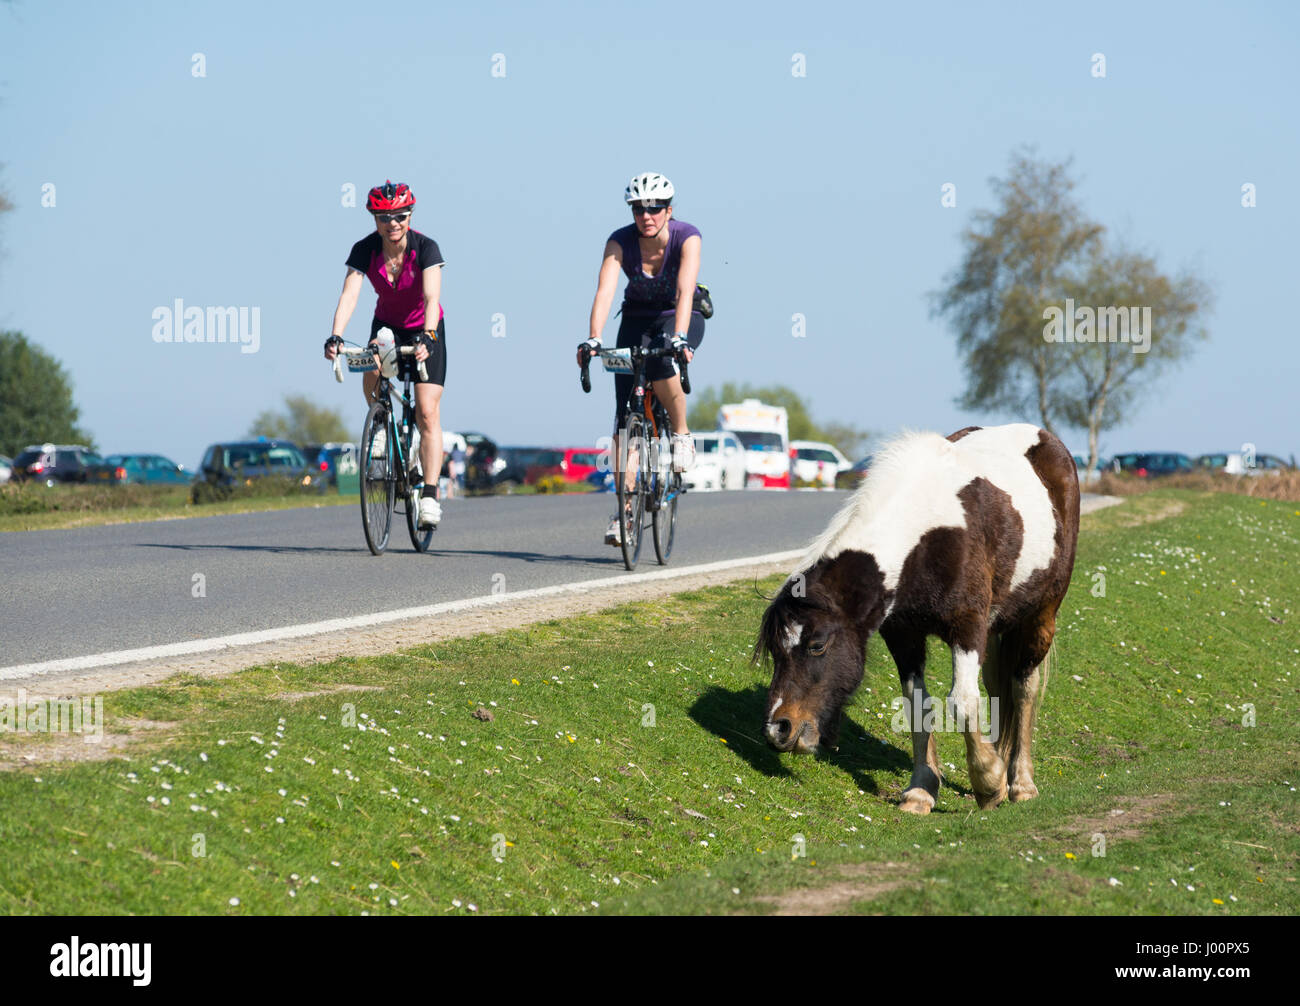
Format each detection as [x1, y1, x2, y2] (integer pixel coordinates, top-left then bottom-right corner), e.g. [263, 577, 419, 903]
[984, 628, 1052, 765]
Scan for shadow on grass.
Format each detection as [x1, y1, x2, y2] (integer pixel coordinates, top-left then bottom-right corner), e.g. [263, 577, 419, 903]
[688, 684, 915, 794]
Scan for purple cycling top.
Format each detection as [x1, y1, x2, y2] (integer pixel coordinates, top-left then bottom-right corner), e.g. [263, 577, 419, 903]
[345, 229, 445, 329]
[608, 218, 701, 316]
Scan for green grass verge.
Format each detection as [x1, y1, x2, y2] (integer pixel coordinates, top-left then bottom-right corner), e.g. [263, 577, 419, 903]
[0, 489, 1296, 915]
[0, 484, 354, 532]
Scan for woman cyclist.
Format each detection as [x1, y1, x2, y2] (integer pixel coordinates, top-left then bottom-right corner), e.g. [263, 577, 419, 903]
[578, 172, 704, 546]
[324, 180, 447, 529]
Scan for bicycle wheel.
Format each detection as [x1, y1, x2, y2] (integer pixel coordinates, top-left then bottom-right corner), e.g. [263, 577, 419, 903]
[651, 424, 679, 565]
[404, 425, 434, 552]
[360, 402, 395, 555]
[617, 414, 647, 571]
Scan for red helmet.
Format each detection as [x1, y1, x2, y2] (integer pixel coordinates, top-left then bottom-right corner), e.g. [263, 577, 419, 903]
[366, 180, 416, 212]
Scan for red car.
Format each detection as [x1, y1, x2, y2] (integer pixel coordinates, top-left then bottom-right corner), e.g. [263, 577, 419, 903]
[559, 447, 603, 482]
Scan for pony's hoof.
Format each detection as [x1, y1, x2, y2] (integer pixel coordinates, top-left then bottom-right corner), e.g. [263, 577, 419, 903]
[1009, 780, 1039, 802]
[899, 789, 935, 815]
[975, 783, 1008, 809]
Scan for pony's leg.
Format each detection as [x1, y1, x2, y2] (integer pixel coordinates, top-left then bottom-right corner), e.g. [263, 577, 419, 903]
[1003, 613, 1056, 802]
[949, 642, 1007, 809]
[1006, 666, 1041, 802]
[883, 628, 941, 814]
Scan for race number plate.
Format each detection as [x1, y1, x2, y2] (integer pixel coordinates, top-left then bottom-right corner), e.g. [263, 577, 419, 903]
[346, 353, 377, 373]
[601, 348, 634, 374]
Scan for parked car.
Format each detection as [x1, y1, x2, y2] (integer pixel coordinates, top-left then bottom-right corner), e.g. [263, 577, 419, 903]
[87, 453, 190, 486]
[1253, 453, 1297, 473]
[494, 447, 566, 489]
[685, 431, 746, 491]
[1110, 452, 1194, 478]
[558, 447, 603, 483]
[11, 444, 104, 486]
[0, 455, 12, 484]
[586, 469, 615, 492]
[790, 440, 852, 488]
[300, 443, 358, 489]
[1195, 451, 1295, 476]
[191, 439, 324, 500]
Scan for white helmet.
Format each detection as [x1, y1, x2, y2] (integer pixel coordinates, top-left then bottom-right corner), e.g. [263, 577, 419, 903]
[372, 327, 399, 378]
[625, 172, 674, 204]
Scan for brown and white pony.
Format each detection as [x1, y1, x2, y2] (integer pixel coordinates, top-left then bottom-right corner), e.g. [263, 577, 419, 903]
[755, 424, 1079, 814]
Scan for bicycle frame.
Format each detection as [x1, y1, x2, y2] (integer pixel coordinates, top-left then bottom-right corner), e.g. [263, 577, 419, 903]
[580, 342, 689, 569]
[332, 339, 433, 554]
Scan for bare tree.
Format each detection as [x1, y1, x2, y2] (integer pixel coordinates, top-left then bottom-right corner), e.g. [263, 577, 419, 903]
[933, 151, 1211, 470]
[1057, 246, 1212, 475]
[932, 152, 1103, 436]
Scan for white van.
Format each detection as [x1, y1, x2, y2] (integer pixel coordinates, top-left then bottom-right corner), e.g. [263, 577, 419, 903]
[718, 400, 790, 488]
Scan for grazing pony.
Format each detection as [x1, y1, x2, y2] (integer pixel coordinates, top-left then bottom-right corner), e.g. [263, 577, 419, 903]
[755, 424, 1079, 814]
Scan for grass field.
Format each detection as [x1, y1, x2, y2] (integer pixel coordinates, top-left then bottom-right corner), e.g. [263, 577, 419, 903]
[0, 489, 1296, 915]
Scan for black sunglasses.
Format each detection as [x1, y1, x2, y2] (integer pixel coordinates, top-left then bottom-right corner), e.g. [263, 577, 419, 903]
[374, 211, 412, 224]
[631, 204, 669, 215]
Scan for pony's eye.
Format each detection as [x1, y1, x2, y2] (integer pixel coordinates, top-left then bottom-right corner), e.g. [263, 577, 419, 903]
[808, 639, 828, 657]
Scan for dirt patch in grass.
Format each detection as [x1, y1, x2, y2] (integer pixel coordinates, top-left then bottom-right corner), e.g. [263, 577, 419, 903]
[0, 717, 178, 770]
[753, 861, 918, 915]
[272, 684, 384, 702]
[1110, 499, 1188, 527]
[1059, 792, 1178, 841]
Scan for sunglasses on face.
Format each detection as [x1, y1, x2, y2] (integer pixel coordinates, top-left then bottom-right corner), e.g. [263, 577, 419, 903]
[374, 212, 411, 224]
[631, 204, 668, 216]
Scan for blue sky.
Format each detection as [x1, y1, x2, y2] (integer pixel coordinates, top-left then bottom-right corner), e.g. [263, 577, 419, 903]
[1, 0, 1296, 469]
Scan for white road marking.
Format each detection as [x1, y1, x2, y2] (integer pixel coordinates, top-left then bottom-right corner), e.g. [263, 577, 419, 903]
[0, 549, 805, 681]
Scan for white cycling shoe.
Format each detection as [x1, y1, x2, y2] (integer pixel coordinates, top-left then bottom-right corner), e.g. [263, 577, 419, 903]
[418, 496, 442, 529]
[671, 433, 695, 473]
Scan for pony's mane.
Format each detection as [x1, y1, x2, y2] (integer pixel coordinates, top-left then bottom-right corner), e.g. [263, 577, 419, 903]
[790, 429, 953, 578]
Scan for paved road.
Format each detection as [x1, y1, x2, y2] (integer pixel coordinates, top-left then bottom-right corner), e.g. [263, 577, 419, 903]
[0, 491, 848, 668]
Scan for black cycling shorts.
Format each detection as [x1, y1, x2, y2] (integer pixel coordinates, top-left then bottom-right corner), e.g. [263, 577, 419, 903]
[612, 310, 704, 432]
[370, 315, 446, 386]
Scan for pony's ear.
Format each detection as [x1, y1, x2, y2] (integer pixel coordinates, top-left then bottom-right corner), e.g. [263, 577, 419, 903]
[818, 551, 887, 631]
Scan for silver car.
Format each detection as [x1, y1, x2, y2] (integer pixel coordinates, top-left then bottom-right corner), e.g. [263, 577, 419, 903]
[685, 432, 746, 491]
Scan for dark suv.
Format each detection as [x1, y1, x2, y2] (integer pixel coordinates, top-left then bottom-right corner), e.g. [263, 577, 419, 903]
[1110, 452, 1194, 478]
[11, 444, 104, 486]
[192, 439, 324, 500]
[301, 443, 359, 490]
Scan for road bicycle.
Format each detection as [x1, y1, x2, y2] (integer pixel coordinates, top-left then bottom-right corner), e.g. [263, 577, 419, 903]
[579, 342, 690, 571]
[330, 337, 432, 555]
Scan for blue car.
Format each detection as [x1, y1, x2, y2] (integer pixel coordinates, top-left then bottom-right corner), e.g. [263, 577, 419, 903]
[88, 454, 190, 486]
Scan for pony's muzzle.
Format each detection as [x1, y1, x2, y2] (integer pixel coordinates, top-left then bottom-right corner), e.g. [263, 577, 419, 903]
[766, 718, 815, 753]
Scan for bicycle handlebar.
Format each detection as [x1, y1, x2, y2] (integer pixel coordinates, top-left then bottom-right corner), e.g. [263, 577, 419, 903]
[579, 344, 690, 395]
[332, 342, 428, 384]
